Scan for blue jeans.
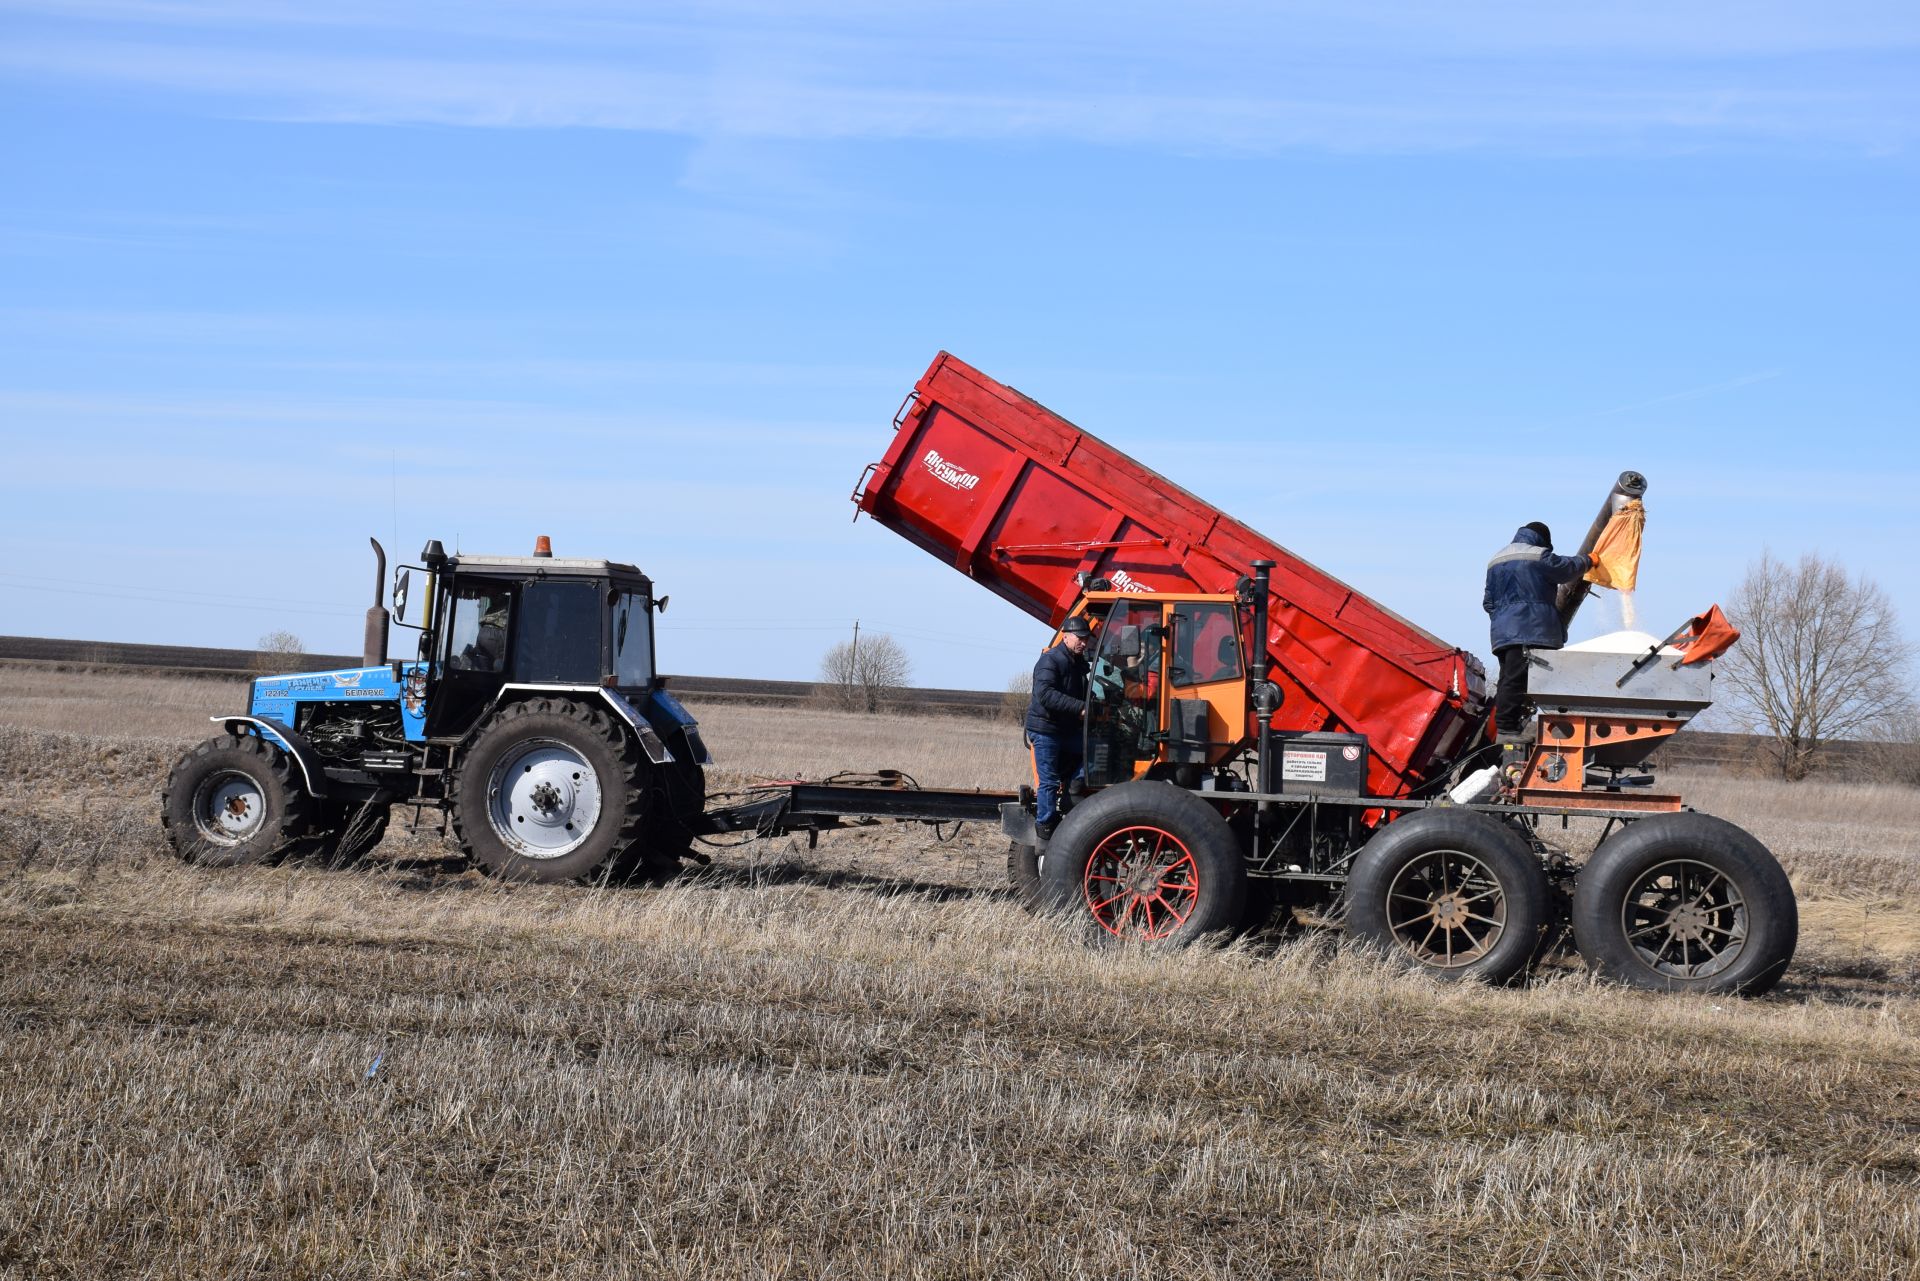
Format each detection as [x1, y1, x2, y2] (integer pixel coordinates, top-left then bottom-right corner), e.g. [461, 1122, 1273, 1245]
[1029, 731, 1085, 827]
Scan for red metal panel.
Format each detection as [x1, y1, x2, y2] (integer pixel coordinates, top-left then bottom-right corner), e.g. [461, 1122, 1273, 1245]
[857, 352, 1486, 796]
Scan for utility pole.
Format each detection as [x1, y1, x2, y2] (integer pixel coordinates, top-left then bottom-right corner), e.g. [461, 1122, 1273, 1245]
[849, 619, 861, 703]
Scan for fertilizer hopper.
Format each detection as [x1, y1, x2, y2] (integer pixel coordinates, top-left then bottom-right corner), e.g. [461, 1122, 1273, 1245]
[1515, 609, 1739, 808]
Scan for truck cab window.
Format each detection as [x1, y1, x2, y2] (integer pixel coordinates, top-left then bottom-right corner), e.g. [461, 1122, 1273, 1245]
[1173, 603, 1242, 686]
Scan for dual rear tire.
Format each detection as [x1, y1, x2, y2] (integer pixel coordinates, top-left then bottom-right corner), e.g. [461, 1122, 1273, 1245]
[1345, 808, 1549, 985]
[1572, 812, 1796, 996]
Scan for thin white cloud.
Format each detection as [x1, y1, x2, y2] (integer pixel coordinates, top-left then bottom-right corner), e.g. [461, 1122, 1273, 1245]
[0, 2, 1914, 153]
[1581, 370, 1786, 420]
[0, 388, 878, 451]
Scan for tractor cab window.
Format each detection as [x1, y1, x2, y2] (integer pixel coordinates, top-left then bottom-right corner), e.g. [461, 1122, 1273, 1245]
[513, 580, 601, 684]
[1172, 603, 1242, 686]
[1085, 600, 1165, 787]
[611, 591, 653, 688]
[447, 582, 512, 674]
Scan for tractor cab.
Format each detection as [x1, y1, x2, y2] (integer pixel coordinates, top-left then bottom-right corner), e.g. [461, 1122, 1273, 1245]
[1067, 588, 1251, 787]
[394, 539, 663, 741]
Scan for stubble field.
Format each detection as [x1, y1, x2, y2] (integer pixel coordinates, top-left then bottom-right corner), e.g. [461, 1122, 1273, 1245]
[2, 664, 1918, 1279]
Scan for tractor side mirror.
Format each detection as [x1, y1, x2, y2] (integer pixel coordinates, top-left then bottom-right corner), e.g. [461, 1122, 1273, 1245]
[393, 568, 412, 623]
[1109, 625, 1142, 660]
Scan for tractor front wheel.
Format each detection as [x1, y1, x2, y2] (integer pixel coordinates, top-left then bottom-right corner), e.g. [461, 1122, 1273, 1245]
[450, 698, 646, 884]
[161, 733, 315, 867]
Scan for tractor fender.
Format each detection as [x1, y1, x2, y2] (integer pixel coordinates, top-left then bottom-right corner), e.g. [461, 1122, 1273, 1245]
[212, 715, 328, 797]
[478, 686, 675, 765]
[647, 687, 714, 765]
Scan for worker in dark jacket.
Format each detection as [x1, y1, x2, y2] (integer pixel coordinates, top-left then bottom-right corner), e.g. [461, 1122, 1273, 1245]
[1484, 522, 1593, 740]
[1025, 615, 1092, 837]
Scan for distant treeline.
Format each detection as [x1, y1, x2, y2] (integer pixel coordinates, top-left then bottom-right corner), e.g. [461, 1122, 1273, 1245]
[0, 635, 1001, 715]
[0, 634, 1890, 779]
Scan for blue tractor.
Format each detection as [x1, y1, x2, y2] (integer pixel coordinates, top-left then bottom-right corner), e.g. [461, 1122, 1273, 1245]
[161, 538, 712, 883]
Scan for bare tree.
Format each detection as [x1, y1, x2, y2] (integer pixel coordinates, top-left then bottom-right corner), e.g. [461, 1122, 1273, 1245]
[254, 629, 306, 675]
[817, 633, 913, 714]
[1003, 671, 1032, 724]
[1720, 551, 1916, 780]
[1869, 705, 1920, 788]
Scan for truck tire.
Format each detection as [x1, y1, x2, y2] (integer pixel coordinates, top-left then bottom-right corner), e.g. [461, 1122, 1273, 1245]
[1007, 841, 1044, 911]
[161, 733, 314, 868]
[450, 698, 646, 884]
[302, 800, 391, 870]
[1040, 781, 1247, 945]
[1345, 809, 1548, 985]
[1572, 813, 1797, 996]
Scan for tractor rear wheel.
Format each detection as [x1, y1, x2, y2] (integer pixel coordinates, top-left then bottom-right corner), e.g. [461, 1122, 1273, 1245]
[1345, 808, 1549, 985]
[1040, 781, 1247, 945]
[617, 753, 706, 883]
[161, 733, 315, 867]
[450, 698, 646, 884]
[1572, 813, 1797, 996]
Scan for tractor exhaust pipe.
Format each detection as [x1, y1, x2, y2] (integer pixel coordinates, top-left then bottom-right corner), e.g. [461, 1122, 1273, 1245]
[364, 538, 390, 667]
[1555, 470, 1647, 628]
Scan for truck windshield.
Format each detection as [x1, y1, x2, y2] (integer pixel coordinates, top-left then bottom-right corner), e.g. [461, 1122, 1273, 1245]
[1085, 600, 1163, 786]
[612, 592, 653, 687]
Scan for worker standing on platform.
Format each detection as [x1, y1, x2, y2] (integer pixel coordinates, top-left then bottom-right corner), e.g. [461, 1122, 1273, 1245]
[1484, 522, 1593, 743]
[1025, 616, 1092, 838]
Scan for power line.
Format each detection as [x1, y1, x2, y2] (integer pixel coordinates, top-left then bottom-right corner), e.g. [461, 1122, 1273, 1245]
[0, 570, 362, 613]
[0, 578, 362, 619]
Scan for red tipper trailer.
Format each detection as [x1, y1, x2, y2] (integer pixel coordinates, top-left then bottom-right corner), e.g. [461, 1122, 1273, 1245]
[853, 352, 1486, 797]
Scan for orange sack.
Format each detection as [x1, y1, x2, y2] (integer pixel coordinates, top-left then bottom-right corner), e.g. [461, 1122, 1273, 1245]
[1583, 497, 1644, 591]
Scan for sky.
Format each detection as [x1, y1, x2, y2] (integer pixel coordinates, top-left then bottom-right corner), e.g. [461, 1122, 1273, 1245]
[1, 1, 1915, 694]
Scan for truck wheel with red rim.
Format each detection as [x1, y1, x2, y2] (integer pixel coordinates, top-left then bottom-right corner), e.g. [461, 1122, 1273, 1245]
[1040, 781, 1247, 945]
[1572, 813, 1796, 996]
[1345, 808, 1549, 985]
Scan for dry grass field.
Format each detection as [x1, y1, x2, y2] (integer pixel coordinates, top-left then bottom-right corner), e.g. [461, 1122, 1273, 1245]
[2, 664, 1918, 1279]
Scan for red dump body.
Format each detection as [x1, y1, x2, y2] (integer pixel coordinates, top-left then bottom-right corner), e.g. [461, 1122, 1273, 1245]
[854, 353, 1486, 797]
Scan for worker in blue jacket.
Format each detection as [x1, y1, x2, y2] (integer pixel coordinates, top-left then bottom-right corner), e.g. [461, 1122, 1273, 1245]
[1484, 522, 1593, 740]
[1025, 615, 1092, 838]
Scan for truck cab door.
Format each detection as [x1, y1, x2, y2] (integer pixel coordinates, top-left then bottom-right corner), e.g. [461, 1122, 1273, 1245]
[1167, 602, 1246, 765]
[1084, 599, 1168, 786]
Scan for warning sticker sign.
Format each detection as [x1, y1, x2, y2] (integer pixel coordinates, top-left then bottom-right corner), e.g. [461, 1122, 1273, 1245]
[1281, 749, 1327, 783]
